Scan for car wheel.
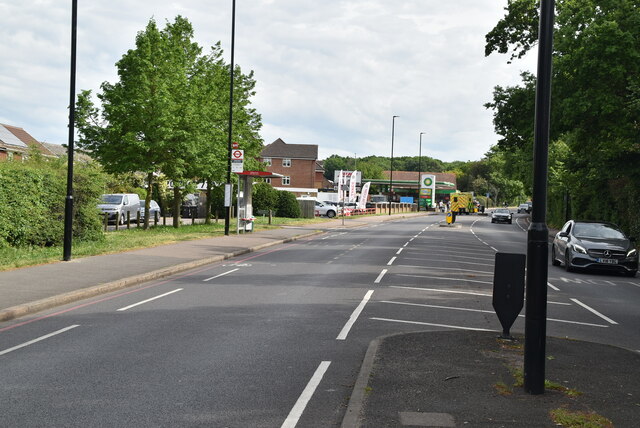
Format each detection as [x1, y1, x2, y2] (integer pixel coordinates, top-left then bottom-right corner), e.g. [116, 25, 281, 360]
[625, 270, 637, 277]
[564, 250, 573, 272]
[327, 210, 336, 218]
[119, 213, 124, 225]
[551, 246, 560, 266]
[508, 220, 512, 224]
[491, 219, 495, 223]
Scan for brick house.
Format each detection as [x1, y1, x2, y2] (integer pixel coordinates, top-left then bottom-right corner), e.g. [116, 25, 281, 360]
[0, 123, 54, 161]
[260, 138, 326, 196]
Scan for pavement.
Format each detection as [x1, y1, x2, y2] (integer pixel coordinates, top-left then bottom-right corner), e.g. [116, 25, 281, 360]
[1, 212, 638, 427]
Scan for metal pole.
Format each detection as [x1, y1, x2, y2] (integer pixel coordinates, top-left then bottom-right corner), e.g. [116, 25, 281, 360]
[63, 0, 78, 261]
[388, 116, 398, 215]
[524, 0, 555, 395]
[224, 0, 236, 236]
[418, 132, 424, 211]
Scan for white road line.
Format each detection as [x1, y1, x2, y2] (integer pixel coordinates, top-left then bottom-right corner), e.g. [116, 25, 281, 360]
[390, 285, 571, 305]
[281, 361, 331, 428]
[203, 268, 239, 282]
[627, 281, 640, 288]
[0, 325, 79, 356]
[387, 257, 396, 266]
[403, 242, 409, 247]
[396, 274, 493, 285]
[337, 290, 374, 340]
[409, 237, 415, 242]
[381, 301, 608, 328]
[117, 289, 183, 311]
[371, 317, 495, 332]
[570, 298, 618, 325]
[374, 269, 388, 284]
[396, 248, 403, 255]
[547, 281, 560, 291]
[391, 285, 492, 297]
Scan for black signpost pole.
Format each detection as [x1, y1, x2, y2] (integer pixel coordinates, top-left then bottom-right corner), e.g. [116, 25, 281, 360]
[524, 0, 555, 395]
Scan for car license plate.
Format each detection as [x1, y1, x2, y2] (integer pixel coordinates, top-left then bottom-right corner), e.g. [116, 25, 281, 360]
[597, 258, 618, 264]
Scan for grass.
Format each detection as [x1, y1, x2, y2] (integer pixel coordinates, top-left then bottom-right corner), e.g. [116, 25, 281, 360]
[0, 215, 333, 271]
[549, 408, 613, 428]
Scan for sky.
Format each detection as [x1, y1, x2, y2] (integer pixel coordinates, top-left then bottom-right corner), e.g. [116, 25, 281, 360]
[0, 1, 537, 163]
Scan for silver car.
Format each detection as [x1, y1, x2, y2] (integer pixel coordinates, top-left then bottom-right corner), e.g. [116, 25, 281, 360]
[491, 208, 512, 224]
[551, 220, 638, 277]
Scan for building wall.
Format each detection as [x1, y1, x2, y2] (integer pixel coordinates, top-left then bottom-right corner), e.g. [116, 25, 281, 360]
[263, 158, 315, 189]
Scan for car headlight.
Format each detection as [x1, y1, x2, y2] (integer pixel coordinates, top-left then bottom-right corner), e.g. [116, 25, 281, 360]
[627, 248, 638, 258]
[571, 244, 587, 254]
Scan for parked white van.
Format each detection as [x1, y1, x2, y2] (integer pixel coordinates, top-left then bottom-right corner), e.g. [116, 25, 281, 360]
[98, 193, 141, 224]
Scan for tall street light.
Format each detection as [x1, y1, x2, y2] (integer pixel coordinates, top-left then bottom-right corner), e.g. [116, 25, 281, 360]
[63, 0, 78, 261]
[224, 0, 236, 236]
[388, 115, 398, 215]
[418, 132, 425, 212]
[524, 0, 555, 395]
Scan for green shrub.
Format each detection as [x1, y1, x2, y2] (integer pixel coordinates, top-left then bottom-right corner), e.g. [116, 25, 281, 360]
[252, 182, 279, 213]
[0, 158, 106, 247]
[276, 190, 301, 218]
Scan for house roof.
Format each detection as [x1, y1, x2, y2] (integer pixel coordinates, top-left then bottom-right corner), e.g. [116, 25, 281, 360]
[0, 124, 55, 156]
[382, 170, 457, 189]
[261, 138, 318, 160]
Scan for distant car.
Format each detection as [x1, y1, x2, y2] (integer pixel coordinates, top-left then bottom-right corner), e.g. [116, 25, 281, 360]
[314, 201, 339, 218]
[491, 208, 512, 224]
[140, 200, 160, 220]
[551, 220, 638, 277]
[98, 193, 141, 224]
[517, 203, 531, 214]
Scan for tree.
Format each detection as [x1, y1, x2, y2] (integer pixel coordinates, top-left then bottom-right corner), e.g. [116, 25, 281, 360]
[485, 0, 640, 231]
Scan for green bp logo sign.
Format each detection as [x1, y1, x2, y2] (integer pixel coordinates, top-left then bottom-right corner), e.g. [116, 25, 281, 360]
[423, 177, 433, 187]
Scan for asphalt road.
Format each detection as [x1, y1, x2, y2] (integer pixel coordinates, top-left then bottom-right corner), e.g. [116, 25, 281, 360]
[1, 213, 638, 427]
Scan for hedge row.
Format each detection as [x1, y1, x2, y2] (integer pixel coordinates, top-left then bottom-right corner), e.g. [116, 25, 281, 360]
[0, 159, 106, 247]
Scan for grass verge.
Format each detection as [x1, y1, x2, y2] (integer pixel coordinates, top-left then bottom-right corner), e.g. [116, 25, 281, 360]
[0, 216, 331, 271]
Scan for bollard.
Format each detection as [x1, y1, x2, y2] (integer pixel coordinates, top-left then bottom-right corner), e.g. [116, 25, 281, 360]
[154, 211, 158, 226]
[104, 213, 108, 231]
[163, 213, 166, 226]
[268, 209, 272, 225]
[492, 253, 526, 339]
[115, 213, 120, 231]
[136, 211, 140, 226]
[191, 207, 196, 225]
[126, 211, 131, 229]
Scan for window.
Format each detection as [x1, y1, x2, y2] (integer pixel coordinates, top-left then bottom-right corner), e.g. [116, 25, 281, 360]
[263, 157, 271, 166]
[264, 178, 271, 184]
[282, 158, 291, 167]
[282, 176, 290, 185]
[7, 152, 14, 161]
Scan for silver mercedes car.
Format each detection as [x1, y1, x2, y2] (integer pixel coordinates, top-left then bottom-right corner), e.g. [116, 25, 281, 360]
[551, 220, 638, 277]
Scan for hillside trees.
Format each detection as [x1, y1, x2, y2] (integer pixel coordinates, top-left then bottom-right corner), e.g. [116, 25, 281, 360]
[75, 16, 263, 229]
[485, 0, 640, 232]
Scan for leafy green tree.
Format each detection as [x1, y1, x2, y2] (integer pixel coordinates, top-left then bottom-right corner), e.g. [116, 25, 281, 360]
[252, 182, 279, 213]
[485, 0, 640, 232]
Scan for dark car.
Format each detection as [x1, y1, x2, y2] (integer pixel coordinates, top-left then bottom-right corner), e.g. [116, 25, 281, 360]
[491, 208, 512, 224]
[551, 220, 638, 277]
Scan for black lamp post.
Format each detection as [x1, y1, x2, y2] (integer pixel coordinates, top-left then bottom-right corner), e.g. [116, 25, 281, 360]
[224, 0, 236, 236]
[418, 132, 425, 211]
[524, 0, 555, 395]
[63, 0, 78, 261]
[388, 116, 398, 215]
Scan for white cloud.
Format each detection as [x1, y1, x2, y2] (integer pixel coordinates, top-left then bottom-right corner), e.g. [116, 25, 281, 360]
[0, 0, 536, 161]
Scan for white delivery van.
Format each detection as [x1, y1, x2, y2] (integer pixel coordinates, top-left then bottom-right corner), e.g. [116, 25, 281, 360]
[98, 193, 141, 224]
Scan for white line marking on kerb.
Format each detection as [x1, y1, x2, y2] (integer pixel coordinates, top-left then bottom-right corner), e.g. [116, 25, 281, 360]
[570, 298, 618, 324]
[547, 282, 560, 291]
[281, 361, 331, 428]
[337, 290, 374, 340]
[374, 269, 388, 284]
[371, 317, 495, 332]
[396, 248, 403, 255]
[0, 325, 79, 356]
[117, 289, 183, 311]
[203, 268, 239, 282]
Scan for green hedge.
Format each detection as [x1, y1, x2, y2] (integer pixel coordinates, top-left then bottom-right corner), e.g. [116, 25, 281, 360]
[0, 159, 105, 247]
